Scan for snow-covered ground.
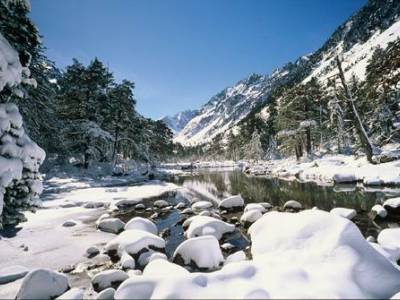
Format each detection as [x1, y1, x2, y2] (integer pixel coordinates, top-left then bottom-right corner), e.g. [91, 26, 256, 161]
[245, 153, 400, 187]
[0, 177, 181, 299]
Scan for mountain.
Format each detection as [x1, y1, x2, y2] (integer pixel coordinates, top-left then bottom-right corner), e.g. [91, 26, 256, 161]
[161, 110, 198, 135]
[174, 0, 400, 147]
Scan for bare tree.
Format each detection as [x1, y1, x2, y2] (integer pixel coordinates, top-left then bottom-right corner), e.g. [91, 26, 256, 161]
[335, 56, 380, 163]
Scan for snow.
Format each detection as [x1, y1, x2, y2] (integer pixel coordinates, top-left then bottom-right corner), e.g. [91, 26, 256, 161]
[56, 288, 85, 300]
[153, 200, 169, 208]
[384, 197, 400, 210]
[104, 229, 165, 257]
[330, 207, 357, 219]
[0, 33, 23, 91]
[378, 228, 400, 250]
[0, 265, 29, 284]
[121, 252, 136, 270]
[283, 200, 302, 210]
[333, 172, 357, 183]
[124, 217, 157, 235]
[16, 269, 69, 300]
[244, 203, 267, 213]
[247, 154, 400, 187]
[218, 195, 244, 210]
[225, 251, 247, 265]
[185, 215, 235, 240]
[191, 200, 213, 211]
[111, 210, 400, 298]
[96, 288, 115, 300]
[97, 218, 125, 234]
[240, 210, 263, 225]
[92, 269, 129, 291]
[173, 236, 224, 270]
[371, 204, 388, 218]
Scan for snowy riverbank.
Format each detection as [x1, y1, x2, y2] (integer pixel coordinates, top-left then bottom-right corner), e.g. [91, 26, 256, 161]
[245, 153, 400, 187]
[3, 167, 400, 298]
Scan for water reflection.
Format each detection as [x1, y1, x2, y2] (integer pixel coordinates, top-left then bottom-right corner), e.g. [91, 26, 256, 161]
[172, 170, 400, 238]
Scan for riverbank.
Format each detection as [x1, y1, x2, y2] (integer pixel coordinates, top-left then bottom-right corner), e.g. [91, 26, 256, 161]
[245, 153, 400, 187]
[2, 166, 400, 298]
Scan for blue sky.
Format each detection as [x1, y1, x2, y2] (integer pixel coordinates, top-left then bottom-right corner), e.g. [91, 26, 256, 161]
[30, 0, 366, 119]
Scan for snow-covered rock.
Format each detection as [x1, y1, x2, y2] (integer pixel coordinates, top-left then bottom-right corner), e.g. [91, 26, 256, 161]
[92, 269, 129, 292]
[333, 172, 357, 183]
[198, 210, 211, 216]
[369, 242, 400, 264]
[97, 218, 125, 234]
[96, 287, 115, 300]
[153, 200, 169, 208]
[378, 228, 400, 250]
[175, 202, 186, 209]
[283, 200, 302, 210]
[218, 195, 244, 210]
[259, 202, 272, 209]
[56, 288, 85, 300]
[173, 236, 224, 271]
[191, 200, 213, 211]
[95, 213, 111, 226]
[105, 229, 165, 257]
[185, 216, 235, 240]
[135, 203, 145, 210]
[364, 177, 384, 186]
[371, 204, 388, 218]
[16, 269, 69, 300]
[384, 198, 400, 214]
[112, 210, 400, 298]
[124, 217, 157, 235]
[121, 252, 136, 270]
[330, 207, 357, 220]
[0, 265, 29, 284]
[181, 208, 193, 214]
[240, 210, 263, 226]
[244, 203, 266, 213]
[225, 251, 247, 265]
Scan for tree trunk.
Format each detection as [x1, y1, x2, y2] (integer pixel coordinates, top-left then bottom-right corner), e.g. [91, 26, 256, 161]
[306, 128, 312, 155]
[335, 56, 377, 163]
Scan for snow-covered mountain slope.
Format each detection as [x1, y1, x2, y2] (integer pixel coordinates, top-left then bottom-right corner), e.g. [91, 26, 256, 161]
[161, 110, 198, 135]
[174, 72, 292, 146]
[174, 0, 400, 146]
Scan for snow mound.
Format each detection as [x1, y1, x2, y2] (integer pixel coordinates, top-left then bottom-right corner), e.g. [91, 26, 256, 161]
[240, 210, 263, 225]
[225, 251, 247, 265]
[144, 257, 189, 277]
[330, 207, 357, 219]
[0, 265, 29, 284]
[16, 268, 69, 300]
[124, 217, 157, 235]
[185, 216, 235, 240]
[283, 200, 302, 210]
[56, 288, 85, 300]
[384, 198, 400, 213]
[378, 228, 400, 250]
[97, 218, 125, 234]
[113, 210, 400, 298]
[371, 204, 388, 218]
[96, 288, 115, 300]
[244, 203, 266, 213]
[121, 252, 136, 270]
[153, 200, 169, 208]
[173, 236, 224, 271]
[92, 269, 129, 292]
[191, 200, 213, 211]
[333, 172, 357, 183]
[218, 195, 244, 210]
[105, 229, 165, 257]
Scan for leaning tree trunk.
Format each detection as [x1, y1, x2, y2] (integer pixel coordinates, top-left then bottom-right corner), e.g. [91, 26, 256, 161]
[335, 56, 378, 163]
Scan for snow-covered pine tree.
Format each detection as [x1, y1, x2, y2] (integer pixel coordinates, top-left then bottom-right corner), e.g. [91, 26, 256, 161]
[0, 0, 45, 228]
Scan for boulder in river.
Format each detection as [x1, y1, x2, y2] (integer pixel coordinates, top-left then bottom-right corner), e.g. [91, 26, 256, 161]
[218, 195, 244, 211]
[16, 268, 69, 300]
[283, 200, 302, 211]
[97, 218, 125, 234]
[92, 269, 129, 292]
